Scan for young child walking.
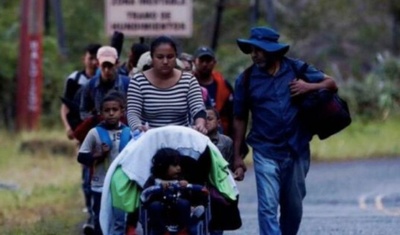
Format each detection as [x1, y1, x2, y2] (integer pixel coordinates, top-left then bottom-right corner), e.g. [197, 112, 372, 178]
[206, 107, 234, 168]
[144, 148, 193, 235]
[205, 107, 235, 235]
[77, 91, 131, 235]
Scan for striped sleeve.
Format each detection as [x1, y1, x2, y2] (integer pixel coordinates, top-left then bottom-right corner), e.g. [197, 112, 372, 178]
[126, 72, 205, 130]
[127, 74, 144, 131]
[187, 74, 206, 120]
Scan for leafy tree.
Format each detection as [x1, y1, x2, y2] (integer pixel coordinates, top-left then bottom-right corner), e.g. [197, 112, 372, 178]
[1, 0, 400, 130]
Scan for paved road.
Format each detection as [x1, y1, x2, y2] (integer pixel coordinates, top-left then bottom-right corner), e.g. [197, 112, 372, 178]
[226, 158, 400, 235]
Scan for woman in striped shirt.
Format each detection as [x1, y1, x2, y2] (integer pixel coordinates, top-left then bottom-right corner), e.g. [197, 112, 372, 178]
[127, 36, 207, 134]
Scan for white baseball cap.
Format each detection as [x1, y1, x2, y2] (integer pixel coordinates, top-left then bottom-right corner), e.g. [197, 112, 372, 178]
[97, 46, 118, 65]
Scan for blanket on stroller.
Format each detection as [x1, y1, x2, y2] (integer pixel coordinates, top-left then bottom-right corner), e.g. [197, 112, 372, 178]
[99, 126, 239, 234]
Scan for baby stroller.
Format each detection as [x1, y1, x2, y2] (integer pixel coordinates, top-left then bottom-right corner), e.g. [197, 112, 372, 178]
[99, 126, 241, 235]
[140, 182, 210, 235]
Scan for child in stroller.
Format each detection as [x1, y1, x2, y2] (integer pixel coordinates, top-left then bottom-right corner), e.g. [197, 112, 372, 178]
[99, 126, 240, 235]
[140, 148, 210, 235]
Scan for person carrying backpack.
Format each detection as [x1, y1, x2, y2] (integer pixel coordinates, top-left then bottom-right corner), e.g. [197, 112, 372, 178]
[60, 43, 101, 139]
[59, 43, 101, 233]
[232, 27, 338, 235]
[75, 46, 130, 144]
[78, 92, 132, 235]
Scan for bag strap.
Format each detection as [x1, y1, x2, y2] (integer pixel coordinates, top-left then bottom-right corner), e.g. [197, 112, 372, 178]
[74, 70, 83, 83]
[242, 59, 309, 110]
[95, 125, 131, 152]
[119, 125, 131, 150]
[288, 59, 309, 82]
[242, 64, 254, 113]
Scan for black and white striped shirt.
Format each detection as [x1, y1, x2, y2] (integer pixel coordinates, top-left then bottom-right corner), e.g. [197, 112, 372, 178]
[127, 72, 205, 130]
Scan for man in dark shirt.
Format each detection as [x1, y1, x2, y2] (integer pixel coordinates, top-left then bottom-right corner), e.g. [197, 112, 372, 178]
[60, 43, 101, 139]
[193, 46, 234, 137]
[233, 27, 338, 235]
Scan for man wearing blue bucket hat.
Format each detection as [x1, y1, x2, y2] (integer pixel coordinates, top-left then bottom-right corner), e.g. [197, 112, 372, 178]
[232, 27, 338, 235]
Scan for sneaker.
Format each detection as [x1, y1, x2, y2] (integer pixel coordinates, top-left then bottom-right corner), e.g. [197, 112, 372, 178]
[176, 227, 189, 235]
[126, 225, 138, 235]
[82, 222, 95, 235]
[166, 225, 179, 233]
[191, 205, 205, 218]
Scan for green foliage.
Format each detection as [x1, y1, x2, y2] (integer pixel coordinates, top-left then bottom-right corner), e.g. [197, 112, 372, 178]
[1, 0, 400, 129]
[311, 116, 400, 160]
[341, 55, 400, 119]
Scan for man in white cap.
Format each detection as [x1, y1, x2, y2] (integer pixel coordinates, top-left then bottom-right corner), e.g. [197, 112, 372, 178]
[232, 26, 338, 235]
[75, 46, 130, 143]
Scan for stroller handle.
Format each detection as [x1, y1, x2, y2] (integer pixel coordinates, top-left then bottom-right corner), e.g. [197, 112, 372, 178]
[140, 183, 208, 203]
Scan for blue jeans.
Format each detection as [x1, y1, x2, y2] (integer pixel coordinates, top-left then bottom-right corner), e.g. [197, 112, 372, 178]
[253, 151, 309, 235]
[82, 165, 92, 213]
[210, 230, 223, 235]
[92, 191, 126, 235]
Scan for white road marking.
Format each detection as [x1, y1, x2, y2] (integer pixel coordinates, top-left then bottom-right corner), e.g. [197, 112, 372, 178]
[358, 195, 368, 210]
[375, 194, 384, 211]
[359, 193, 400, 216]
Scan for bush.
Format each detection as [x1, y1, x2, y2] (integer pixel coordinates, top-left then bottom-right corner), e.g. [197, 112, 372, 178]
[341, 54, 400, 119]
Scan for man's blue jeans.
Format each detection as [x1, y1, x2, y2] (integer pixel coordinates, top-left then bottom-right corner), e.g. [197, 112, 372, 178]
[253, 151, 309, 235]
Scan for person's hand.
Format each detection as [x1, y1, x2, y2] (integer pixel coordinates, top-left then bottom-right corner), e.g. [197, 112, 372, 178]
[193, 123, 207, 135]
[233, 157, 247, 181]
[66, 128, 75, 140]
[139, 122, 150, 132]
[192, 117, 207, 134]
[179, 180, 189, 188]
[289, 79, 312, 97]
[101, 143, 110, 154]
[161, 181, 170, 189]
[93, 143, 110, 161]
[139, 125, 149, 132]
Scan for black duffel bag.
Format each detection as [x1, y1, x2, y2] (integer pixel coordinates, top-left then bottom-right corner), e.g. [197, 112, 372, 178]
[298, 88, 351, 140]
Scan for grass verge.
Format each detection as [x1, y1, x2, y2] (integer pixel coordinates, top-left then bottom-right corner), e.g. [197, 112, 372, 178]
[0, 130, 85, 235]
[242, 117, 400, 164]
[0, 118, 399, 234]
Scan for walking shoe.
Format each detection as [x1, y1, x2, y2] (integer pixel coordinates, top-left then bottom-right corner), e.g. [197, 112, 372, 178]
[176, 227, 189, 235]
[191, 205, 205, 218]
[126, 225, 138, 235]
[82, 222, 95, 235]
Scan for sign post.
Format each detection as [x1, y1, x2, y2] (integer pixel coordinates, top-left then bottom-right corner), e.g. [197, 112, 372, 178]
[16, 0, 44, 131]
[105, 0, 193, 37]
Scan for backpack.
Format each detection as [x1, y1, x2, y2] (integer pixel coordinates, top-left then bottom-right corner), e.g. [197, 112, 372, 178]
[242, 58, 351, 140]
[86, 74, 131, 101]
[72, 75, 131, 144]
[95, 125, 131, 152]
[61, 71, 85, 130]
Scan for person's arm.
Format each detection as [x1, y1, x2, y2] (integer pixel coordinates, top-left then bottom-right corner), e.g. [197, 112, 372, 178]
[290, 75, 337, 97]
[77, 129, 96, 166]
[232, 73, 248, 181]
[233, 117, 247, 181]
[60, 104, 74, 139]
[77, 129, 109, 166]
[60, 76, 77, 139]
[188, 75, 207, 134]
[289, 60, 338, 96]
[126, 75, 146, 131]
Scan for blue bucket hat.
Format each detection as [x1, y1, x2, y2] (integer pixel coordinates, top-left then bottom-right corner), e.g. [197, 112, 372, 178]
[237, 27, 290, 54]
